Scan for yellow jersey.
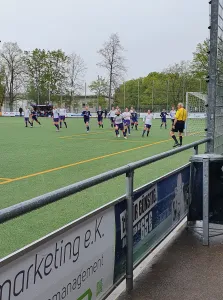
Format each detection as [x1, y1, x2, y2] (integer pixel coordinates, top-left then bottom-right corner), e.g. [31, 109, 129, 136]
[175, 108, 187, 121]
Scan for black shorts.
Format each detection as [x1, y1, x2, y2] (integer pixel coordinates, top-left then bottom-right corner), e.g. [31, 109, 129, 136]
[115, 123, 124, 131]
[173, 121, 185, 133]
[98, 117, 103, 122]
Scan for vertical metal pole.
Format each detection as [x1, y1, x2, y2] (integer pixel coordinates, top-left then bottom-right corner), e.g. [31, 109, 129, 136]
[85, 82, 87, 101]
[152, 80, 154, 111]
[48, 82, 51, 103]
[194, 145, 199, 155]
[182, 79, 185, 106]
[207, 0, 219, 153]
[203, 158, 209, 246]
[166, 80, 169, 111]
[126, 171, 134, 292]
[185, 92, 189, 136]
[137, 80, 140, 112]
[124, 81, 126, 109]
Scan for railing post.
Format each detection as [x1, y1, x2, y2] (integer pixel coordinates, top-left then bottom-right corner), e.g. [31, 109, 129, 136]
[194, 145, 198, 155]
[203, 158, 209, 246]
[126, 170, 134, 292]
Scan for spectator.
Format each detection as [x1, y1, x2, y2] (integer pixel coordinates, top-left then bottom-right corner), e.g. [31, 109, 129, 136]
[19, 107, 23, 117]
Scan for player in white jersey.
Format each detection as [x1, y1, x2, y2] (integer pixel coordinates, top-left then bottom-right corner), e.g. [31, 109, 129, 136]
[52, 106, 60, 132]
[169, 106, 176, 125]
[59, 107, 67, 128]
[142, 110, 153, 137]
[122, 108, 131, 135]
[114, 110, 127, 139]
[24, 107, 32, 127]
[108, 106, 116, 128]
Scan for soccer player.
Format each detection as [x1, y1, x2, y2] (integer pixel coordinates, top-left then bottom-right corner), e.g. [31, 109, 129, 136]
[114, 109, 127, 139]
[53, 106, 60, 132]
[131, 109, 138, 130]
[59, 106, 67, 128]
[142, 110, 153, 137]
[97, 106, 104, 128]
[82, 106, 91, 132]
[130, 106, 134, 128]
[24, 106, 32, 127]
[160, 109, 168, 129]
[122, 108, 131, 135]
[31, 108, 41, 126]
[169, 106, 176, 125]
[108, 106, 116, 128]
[170, 103, 187, 147]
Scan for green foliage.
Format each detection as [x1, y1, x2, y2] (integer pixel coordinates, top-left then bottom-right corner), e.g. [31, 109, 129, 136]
[25, 49, 68, 104]
[89, 77, 108, 97]
[191, 39, 209, 78]
[115, 60, 207, 110]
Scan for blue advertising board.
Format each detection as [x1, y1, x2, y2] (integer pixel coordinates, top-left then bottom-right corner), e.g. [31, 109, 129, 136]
[114, 165, 190, 283]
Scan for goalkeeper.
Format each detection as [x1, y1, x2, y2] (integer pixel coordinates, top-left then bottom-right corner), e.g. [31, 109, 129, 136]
[170, 103, 187, 147]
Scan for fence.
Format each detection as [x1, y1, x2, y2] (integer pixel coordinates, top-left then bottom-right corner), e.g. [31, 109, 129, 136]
[208, 0, 223, 154]
[0, 138, 210, 300]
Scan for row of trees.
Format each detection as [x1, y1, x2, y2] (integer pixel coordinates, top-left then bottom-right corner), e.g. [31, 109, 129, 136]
[0, 33, 126, 111]
[0, 35, 209, 111]
[114, 39, 209, 109]
[0, 43, 86, 110]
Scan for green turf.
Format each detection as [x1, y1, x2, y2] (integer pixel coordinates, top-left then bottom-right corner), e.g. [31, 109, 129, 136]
[0, 117, 204, 258]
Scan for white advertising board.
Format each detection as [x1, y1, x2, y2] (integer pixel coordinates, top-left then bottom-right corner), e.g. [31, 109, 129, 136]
[139, 112, 206, 119]
[0, 207, 115, 300]
[2, 112, 22, 117]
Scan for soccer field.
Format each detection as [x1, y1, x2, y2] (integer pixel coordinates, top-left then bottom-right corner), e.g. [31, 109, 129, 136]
[0, 117, 204, 258]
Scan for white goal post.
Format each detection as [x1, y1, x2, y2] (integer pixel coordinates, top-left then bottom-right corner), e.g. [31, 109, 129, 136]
[185, 92, 207, 136]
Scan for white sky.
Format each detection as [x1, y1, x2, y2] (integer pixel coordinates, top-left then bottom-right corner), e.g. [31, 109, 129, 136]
[1, 0, 209, 86]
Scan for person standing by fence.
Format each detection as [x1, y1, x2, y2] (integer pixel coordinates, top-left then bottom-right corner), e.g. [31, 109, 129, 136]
[170, 103, 187, 147]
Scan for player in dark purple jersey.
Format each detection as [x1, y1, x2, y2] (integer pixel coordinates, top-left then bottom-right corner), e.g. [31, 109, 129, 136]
[81, 106, 91, 132]
[31, 109, 41, 126]
[160, 109, 168, 129]
[97, 106, 104, 128]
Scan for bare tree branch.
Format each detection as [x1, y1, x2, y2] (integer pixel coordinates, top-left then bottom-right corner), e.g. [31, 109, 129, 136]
[97, 33, 127, 109]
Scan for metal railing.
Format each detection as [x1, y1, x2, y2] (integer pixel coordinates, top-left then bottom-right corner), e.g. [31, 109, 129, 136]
[0, 138, 210, 294]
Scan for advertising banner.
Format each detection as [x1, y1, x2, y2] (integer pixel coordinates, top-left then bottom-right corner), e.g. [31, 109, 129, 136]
[139, 113, 206, 120]
[0, 208, 115, 300]
[2, 112, 20, 117]
[114, 165, 190, 282]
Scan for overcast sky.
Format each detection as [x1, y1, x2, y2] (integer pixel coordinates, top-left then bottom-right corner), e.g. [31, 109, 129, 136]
[1, 0, 209, 87]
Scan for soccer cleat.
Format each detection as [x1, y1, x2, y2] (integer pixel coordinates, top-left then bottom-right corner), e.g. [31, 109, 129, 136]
[118, 134, 120, 138]
[173, 142, 180, 148]
[87, 131, 89, 133]
[124, 136, 127, 139]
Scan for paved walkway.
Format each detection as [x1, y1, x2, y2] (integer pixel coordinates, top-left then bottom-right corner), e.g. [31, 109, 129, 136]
[117, 223, 223, 300]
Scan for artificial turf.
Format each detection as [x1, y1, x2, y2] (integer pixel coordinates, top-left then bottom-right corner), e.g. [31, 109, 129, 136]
[0, 116, 204, 258]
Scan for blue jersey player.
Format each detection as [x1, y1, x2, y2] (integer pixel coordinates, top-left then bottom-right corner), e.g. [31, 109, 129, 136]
[97, 106, 104, 128]
[131, 109, 138, 130]
[31, 109, 41, 126]
[82, 106, 91, 132]
[160, 109, 168, 129]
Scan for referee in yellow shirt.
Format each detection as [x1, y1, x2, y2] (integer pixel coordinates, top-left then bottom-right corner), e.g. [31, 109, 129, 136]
[170, 103, 187, 147]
